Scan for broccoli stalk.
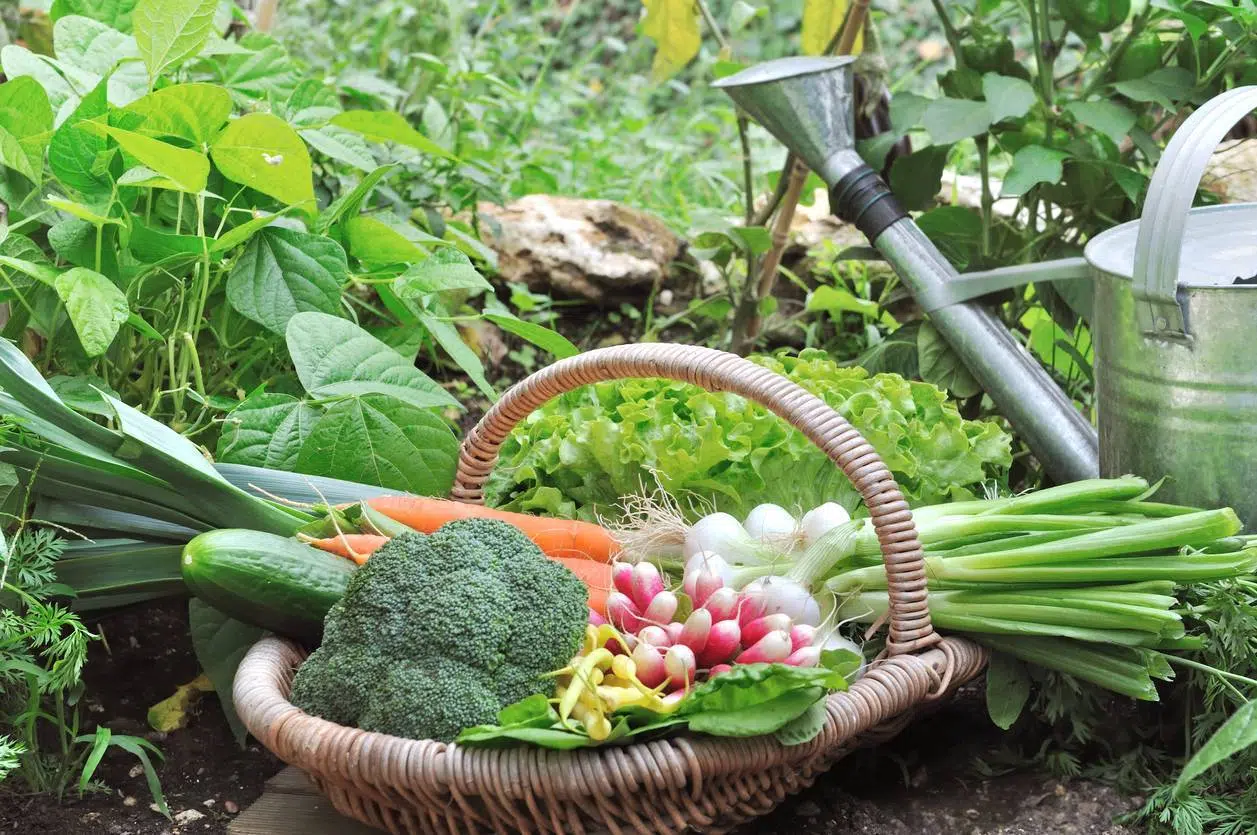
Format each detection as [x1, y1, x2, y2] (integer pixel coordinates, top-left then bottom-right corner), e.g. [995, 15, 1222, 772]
[289, 519, 589, 742]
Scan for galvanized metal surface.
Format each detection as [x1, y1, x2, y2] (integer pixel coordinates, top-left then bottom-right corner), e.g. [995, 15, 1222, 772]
[716, 56, 1101, 484]
[1087, 87, 1257, 528]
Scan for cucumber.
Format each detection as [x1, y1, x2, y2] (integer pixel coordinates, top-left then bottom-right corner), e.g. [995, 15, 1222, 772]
[181, 529, 354, 640]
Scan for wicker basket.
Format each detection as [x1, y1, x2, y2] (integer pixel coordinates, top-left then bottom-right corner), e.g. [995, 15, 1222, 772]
[234, 344, 988, 835]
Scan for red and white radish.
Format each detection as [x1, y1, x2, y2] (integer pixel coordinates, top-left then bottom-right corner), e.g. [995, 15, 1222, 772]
[740, 613, 793, 649]
[630, 562, 665, 612]
[691, 570, 726, 608]
[789, 624, 816, 652]
[742, 576, 822, 626]
[588, 608, 607, 626]
[679, 608, 712, 653]
[709, 664, 733, 676]
[637, 625, 671, 647]
[664, 621, 685, 644]
[735, 630, 793, 665]
[703, 586, 740, 622]
[697, 619, 742, 667]
[642, 589, 678, 624]
[664, 645, 696, 689]
[631, 641, 668, 688]
[611, 561, 635, 597]
[784, 646, 821, 667]
[606, 591, 642, 633]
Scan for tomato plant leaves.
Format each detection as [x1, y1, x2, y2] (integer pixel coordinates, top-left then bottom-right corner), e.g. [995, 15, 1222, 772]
[1000, 144, 1069, 198]
[286, 311, 459, 409]
[226, 227, 347, 334]
[211, 113, 315, 206]
[133, 0, 218, 81]
[982, 73, 1036, 123]
[53, 267, 130, 357]
[293, 394, 459, 495]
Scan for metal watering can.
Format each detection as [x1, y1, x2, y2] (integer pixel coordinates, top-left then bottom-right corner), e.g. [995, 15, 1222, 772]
[715, 58, 1257, 526]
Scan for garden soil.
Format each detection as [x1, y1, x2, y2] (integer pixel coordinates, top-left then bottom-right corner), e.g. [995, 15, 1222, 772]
[0, 601, 1136, 835]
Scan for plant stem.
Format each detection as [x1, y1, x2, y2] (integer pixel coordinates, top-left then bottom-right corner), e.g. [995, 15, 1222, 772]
[978, 134, 993, 257]
[1162, 653, 1257, 691]
[929, 0, 965, 69]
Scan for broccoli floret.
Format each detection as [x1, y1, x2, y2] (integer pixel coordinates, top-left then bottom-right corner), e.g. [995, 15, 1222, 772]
[289, 518, 589, 742]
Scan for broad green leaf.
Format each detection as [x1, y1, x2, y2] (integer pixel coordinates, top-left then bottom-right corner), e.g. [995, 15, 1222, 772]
[294, 394, 459, 495]
[51, 0, 140, 31]
[773, 697, 828, 746]
[916, 206, 983, 271]
[330, 110, 454, 160]
[188, 599, 262, 746]
[53, 267, 130, 357]
[217, 392, 318, 470]
[1113, 68, 1195, 109]
[481, 312, 579, 360]
[394, 248, 491, 297]
[211, 113, 315, 207]
[98, 124, 209, 193]
[48, 374, 120, 416]
[226, 227, 347, 334]
[1066, 100, 1137, 144]
[985, 652, 1031, 730]
[52, 15, 146, 106]
[889, 144, 949, 211]
[802, 0, 861, 54]
[415, 310, 495, 400]
[890, 92, 930, 133]
[124, 83, 231, 144]
[0, 46, 77, 113]
[317, 164, 396, 233]
[687, 687, 826, 736]
[1000, 145, 1069, 198]
[300, 126, 377, 173]
[1174, 699, 1257, 798]
[0, 76, 55, 185]
[922, 98, 991, 144]
[0, 255, 62, 286]
[128, 219, 210, 263]
[343, 215, 432, 266]
[641, 0, 701, 81]
[48, 77, 111, 197]
[133, 0, 218, 80]
[219, 38, 297, 100]
[211, 210, 289, 252]
[918, 320, 981, 398]
[982, 73, 1035, 123]
[286, 311, 459, 409]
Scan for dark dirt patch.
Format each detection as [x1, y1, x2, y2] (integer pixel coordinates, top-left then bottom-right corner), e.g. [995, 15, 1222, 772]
[0, 601, 1136, 835]
[0, 600, 277, 835]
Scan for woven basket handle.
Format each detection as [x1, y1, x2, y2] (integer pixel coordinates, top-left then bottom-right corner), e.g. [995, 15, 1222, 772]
[451, 344, 937, 656]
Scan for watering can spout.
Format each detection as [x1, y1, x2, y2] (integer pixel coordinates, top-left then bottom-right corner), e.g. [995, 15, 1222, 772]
[715, 58, 1100, 484]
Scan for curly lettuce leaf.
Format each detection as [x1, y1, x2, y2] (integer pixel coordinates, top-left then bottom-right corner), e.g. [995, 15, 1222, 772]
[486, 349, 1012, 521]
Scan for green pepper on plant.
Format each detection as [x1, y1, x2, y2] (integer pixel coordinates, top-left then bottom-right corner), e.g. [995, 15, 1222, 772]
[1057, 0, 1131, 37]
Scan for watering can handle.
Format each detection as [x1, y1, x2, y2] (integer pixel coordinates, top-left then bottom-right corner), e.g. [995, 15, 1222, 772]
[1134, 86, 1257, 342]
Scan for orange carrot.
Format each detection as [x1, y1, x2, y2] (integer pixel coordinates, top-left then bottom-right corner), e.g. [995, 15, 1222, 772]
[551, 557, 612, 617]
[303, 533, 390, 565]
[364, 496, 620, 562]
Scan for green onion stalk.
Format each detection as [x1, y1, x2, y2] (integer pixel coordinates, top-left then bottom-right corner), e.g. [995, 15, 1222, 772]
[775, 478, 1257, 700]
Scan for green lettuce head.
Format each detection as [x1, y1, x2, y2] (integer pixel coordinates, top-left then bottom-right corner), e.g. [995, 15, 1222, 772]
[486, 349, 1013, 521]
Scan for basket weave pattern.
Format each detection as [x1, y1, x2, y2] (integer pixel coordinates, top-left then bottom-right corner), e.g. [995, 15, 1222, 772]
[235, 344, 989, 834]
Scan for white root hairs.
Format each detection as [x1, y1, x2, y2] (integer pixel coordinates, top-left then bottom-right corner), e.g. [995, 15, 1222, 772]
[601, 483, 691, 564]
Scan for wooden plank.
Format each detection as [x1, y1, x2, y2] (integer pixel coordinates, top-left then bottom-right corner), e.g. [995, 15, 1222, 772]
[264, 766, 319, 795]
[228, 789, 381, 835]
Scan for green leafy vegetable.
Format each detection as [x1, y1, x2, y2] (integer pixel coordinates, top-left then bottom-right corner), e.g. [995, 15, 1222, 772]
[487, 348, 1012, 521]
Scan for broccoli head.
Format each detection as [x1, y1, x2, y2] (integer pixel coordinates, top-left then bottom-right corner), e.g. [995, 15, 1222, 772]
[289, 518, 589, 742]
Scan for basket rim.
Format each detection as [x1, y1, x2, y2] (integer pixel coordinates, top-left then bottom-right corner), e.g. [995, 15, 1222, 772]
[234, 634, 988, 806]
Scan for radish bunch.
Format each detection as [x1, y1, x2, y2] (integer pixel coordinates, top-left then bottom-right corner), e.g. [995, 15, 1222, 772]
[597, 559, 821, 690]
